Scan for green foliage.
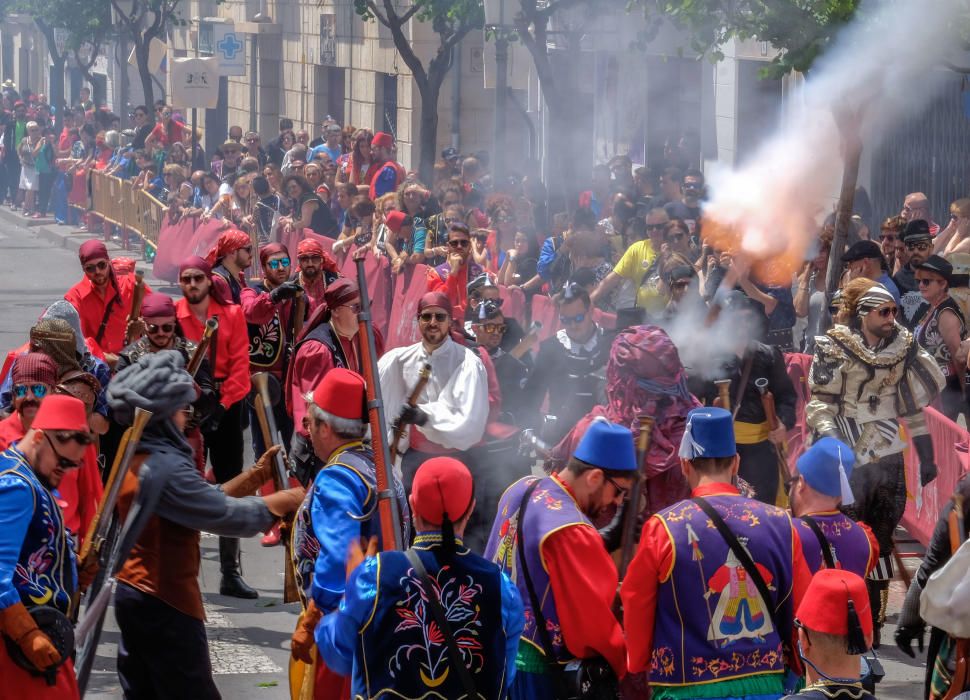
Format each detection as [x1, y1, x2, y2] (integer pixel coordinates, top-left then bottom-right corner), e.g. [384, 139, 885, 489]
[5, 0, 111, 56]
[353, 0, 483, 41]
[641, 0, 860, 77]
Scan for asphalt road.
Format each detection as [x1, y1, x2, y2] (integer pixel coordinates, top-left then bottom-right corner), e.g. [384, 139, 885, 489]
[0, 208, 930, 698]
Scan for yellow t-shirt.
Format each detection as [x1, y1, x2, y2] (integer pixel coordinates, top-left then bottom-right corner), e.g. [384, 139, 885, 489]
[613, 240, 664, 311]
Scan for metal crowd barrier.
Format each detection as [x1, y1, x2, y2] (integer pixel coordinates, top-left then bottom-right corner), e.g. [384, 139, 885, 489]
[89, 170, 164, 255]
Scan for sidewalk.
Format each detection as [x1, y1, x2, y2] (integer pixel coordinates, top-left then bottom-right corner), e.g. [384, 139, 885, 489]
[0, 206, 172, 291]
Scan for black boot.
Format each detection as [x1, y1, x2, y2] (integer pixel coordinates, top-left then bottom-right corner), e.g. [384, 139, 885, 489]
[866, 577, 888, 649]
[219, 537, 258, 599]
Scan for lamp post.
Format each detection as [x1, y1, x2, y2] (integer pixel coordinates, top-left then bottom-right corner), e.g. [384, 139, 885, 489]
[484, 0, 511, 186]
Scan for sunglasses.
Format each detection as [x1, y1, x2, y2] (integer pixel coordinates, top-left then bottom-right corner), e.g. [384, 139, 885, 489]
[645, 223, 666, 231]
[14, 383, 48, 399]
[671, 280, 691, 290]
[419, 312, 449, 323]
[180, 273, 207, 284]
[906, 241, 931, 251]
[298, 255, 323, 264]
[475, 323, 507, 334]
[448, 239, 470, 248]
[917, 277, 942, 287]
[604, 474, 630, 500]
[147, 322, 175, 333]
[45, 433, 86, 469]
[878, 234, 897, 241]
[339, 302, 362, 314]
[875, 306, 898, 318]
[559, 312, 586, 325]
[83, 260, 109, 274]
[267, 258, 291, 270]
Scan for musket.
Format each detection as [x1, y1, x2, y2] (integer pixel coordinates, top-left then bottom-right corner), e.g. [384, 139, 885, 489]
[355, 248, 404, 551]
[293, 285, 307, 341]
[124, 270, 146, 345]
[250, 371, 300, 604]
[712, 379, 731, 410]
[186, 318, 217, 377]
[755, 377, 790, 507]
[618, 416, 655, 580]
[389, 363, 431, 459]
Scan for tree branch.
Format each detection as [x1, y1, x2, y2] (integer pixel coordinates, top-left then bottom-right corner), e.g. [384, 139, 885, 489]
[399, 3, 421, 26]
[366, 0, 392, 28]
[381, 0, 429, 87]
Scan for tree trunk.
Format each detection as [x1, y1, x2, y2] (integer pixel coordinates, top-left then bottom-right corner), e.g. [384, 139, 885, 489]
[135, 40, 154, 108]
[417, 78, 442, 186]
[50, 56, 66, 134]
[824, 119, 863, 301]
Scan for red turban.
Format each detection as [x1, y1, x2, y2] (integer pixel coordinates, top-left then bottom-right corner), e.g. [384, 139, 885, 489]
[141, 293, 176, 319]
[112, 257, 136, 276]
[418, 291, 452, 316]
[179, 256, 211, 277]
[205, 229, 250, 267]
[297, 238, 339, 273]
[259, 242, 289, 267]
[79, 240, 109, 265]
[324, 278, 359, 309]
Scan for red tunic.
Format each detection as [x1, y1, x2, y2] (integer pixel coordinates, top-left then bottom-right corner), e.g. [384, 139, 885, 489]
[176, 297, 251, 408]
[64, 273, 150, 355]
[0, 413, 25, 450]
[0, 647, 79, 699]
[542, 474, 627, 677]
[425, 265, 471, 321]
[54, 446, 103, 547]
[620, 482, 812, 675]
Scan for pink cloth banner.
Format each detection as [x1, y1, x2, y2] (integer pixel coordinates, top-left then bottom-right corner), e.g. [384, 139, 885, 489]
[385, 264, 430, 351]
[499, 286, 526, 328]
[901, 408, 969, 546]
[530, 295, 560, 345]
[153, 217, 228, 282]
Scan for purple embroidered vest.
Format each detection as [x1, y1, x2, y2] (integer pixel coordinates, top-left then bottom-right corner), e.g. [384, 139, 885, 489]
[794, 512, 873, 577]
[485, 475, 589, 661]
[650, 494, 797, 687]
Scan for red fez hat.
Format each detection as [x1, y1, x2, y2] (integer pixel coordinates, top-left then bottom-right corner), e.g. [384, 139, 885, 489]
[310, 368, 366, 421]
[796, 569, 872, 652]
[179, 255, 212, 277]
[32, 394, 90, 433]
[323, 278, 359, 308]
[385, 210, 408, 234]
[418, 291, 451, 317]
[371, 131, 394, 149]
[12, 352, 58, 387]
[79, 240, 110, 265]
[141, 293, 176, 319]
[259, 242, 289, 267]
[412, 457, 474, 525]
[297, 238, 324, 257]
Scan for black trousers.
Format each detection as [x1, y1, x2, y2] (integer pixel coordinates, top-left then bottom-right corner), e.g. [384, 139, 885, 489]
[737, 440, 781, 505]
[204, 400, 245, 484]
[5, 159, 20, 202]
[115, 582, 220, 700]
[842, 452, 906, 556]
[37, 171, 54, 214]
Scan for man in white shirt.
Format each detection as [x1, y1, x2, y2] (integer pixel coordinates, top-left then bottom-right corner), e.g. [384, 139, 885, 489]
[378, 291, 489, 492]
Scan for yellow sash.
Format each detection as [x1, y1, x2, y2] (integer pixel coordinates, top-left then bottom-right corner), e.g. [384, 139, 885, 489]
[734, 420, 770, 445]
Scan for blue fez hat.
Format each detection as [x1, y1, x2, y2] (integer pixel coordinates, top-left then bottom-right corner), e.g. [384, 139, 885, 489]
[796, 436, 855, 505]
[574, 417, 638, 472]
[678, 407, 736, 459]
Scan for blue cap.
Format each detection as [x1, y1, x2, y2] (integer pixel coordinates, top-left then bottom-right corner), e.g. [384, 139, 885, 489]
[796, 437, 856, 504]
[574, 418, 638, 472]
[679, 407, 736, 459]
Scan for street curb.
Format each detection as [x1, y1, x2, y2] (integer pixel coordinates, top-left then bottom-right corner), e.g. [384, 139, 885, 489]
[0, 206, 172, 290]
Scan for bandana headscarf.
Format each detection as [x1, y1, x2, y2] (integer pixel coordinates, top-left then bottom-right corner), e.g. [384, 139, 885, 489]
[205, 229, 250, 267]
[259, 242, 288, 267]
[179, 255, 212, 277]
[78, 240, 109, 265]
[179, 256, 232, 306]
[12, 352, 58, 387]
[297, 238, 339, 273]
[418, 291, 452, 316]
[41, 301, 87, 359]
[856, 284, 895, 317]
[141, 293, 176, 319]
[112, 257, 136, 276]
[297, 278, 359, 343]
[30, 318, 81, 375]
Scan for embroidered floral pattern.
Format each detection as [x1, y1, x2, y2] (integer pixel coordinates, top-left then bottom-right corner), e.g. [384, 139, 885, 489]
[389, 563, 485, 687]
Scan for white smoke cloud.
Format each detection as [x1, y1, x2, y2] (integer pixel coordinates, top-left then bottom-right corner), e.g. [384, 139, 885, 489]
[703, 0, 966, 268]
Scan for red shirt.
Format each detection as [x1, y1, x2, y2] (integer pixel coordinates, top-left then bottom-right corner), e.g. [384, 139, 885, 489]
[620, 482, 812, 675]
[64, 273, 150, 355]
[148, 120, 185, 149]
[176, 297, 251, 408]
[542, 473, 627, 678]
[0, 412, 25, 450]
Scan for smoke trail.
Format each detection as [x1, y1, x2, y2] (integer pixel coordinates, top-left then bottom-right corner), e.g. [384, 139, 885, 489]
[702, 0, 965, 281]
